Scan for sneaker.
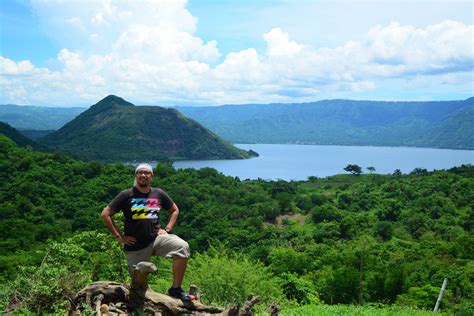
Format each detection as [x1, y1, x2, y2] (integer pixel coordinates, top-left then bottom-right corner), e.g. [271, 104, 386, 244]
[168, 287, 191, 301]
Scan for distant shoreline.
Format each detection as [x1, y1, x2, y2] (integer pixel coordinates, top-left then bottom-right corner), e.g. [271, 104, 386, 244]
[233, 142, 474, 151]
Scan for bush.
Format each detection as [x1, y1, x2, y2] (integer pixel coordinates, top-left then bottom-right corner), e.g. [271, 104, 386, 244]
[2, 263, 89, 313]
[0, 232, 127, 313]
[278, 272, 321, 305]
[184, 245, 286, 310]
[396, 285, 440, 310]
[453, 299, 474, 316]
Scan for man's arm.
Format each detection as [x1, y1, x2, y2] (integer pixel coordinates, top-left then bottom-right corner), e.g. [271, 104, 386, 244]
[101, 206, 136, 245]
[160, 203, 179, 234]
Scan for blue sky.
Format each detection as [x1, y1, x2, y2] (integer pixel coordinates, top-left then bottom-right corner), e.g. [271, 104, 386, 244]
[0, 0, 473, 106]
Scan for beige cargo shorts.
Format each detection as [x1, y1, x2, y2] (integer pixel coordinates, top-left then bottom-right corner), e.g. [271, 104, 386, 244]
[124, 234, 190, 273]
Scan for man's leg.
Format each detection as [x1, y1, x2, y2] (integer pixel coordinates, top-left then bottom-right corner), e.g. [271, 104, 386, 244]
[152, 234, 190, 291]
[172, 257, 188, 288]
[124, 242, 154, 274]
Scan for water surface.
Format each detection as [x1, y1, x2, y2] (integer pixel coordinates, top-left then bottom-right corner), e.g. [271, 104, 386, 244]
[172, 144, 473, 181]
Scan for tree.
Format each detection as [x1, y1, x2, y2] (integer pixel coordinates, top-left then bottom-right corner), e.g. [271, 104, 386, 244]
[392, 169, 402, 177]
[410, 167, 428, 176]
[307, 176, 318, 183]
[366, 166, 376, 174]
[344, 164, 362, 175]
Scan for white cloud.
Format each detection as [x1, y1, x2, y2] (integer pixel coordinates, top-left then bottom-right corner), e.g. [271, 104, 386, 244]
[263, 28, 303, 57]
[0, 0, 472, 106]
[214, 49, 261, 82]
[366, 20, 474, 74]
[58, 49, 84, 71]
[0, 57, 36, 75]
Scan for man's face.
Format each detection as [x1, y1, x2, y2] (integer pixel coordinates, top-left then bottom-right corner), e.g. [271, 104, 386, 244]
[135, 170, 153, 187]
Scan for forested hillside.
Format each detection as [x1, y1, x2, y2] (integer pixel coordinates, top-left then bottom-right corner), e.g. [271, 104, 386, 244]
[177, 98, 474, 149]
[0, 135, 472, 314]
[0, 122, 46, 150]
[40, 95, 255, 161]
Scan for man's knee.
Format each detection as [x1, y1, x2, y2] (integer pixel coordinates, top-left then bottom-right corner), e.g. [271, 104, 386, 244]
[124, 246, 153, 274]
[176, 239, 190, 258]
[154, 234, 190, 258]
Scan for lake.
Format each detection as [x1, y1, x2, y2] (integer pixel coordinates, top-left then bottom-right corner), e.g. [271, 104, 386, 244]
[172, 144, 474, 181]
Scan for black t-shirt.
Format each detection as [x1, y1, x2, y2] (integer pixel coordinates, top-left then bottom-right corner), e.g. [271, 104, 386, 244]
[108, 187, 174, 251]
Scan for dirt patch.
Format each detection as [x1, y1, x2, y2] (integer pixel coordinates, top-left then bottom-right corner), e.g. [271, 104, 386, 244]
[275, 213, 307, 226]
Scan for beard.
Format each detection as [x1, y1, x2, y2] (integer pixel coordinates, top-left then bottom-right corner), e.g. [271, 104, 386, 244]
[137, 179, 149, 187]
[135, 176, 151, 188]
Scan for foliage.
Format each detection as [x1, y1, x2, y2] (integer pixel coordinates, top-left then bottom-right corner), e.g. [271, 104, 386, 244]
[344, 164, 363, 175]
[2, 260, 89, 313]
[0, 136, 473, 314]
[396, 285, 442, 310]
[277, 272, 321, 305]
[0, 122, 45, 150]
[280, 303, 453, 315]
[452, 299, 474, 316]
[0, 232, 126, 313]
[183, 245, 286, 310]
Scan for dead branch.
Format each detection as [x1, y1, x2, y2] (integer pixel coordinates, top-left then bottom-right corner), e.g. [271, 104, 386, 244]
[70, 261, 270, 316]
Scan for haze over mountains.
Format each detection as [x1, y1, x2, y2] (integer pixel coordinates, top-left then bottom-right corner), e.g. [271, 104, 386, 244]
[39, 95, 255, 162]
[1, 97, 473, 151]
[0, 104, 85, 130]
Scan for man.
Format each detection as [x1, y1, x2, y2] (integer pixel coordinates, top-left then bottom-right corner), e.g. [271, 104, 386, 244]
[101, 163, 191, 300]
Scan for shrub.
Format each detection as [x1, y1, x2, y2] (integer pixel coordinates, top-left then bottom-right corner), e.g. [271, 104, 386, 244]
[278, 272, 321, 305]
[0, 232, 127, 313]
[184, 245, 286, 310]
[396, 285, 440, 310]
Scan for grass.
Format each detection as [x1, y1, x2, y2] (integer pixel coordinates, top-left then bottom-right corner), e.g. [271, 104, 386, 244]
[279, 304, 451, 316]
[299, 174, 390, 190]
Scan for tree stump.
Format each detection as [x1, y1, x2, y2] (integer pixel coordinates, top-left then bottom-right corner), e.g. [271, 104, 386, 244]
[70, 261, 268, 315]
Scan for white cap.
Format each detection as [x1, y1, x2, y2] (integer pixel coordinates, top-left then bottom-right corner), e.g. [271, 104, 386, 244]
[135, 163, 153, 174]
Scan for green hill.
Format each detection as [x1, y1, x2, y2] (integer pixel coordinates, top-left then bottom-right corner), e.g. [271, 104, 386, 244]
[176, 98, 474, 149]
[0, 122, 46, 150]
[40, 95, 255, 162]
[424, 103, 474, 149]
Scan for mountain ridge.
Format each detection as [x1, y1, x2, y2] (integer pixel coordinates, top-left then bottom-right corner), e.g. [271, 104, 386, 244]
[40, 95, 255, 162]
[2, 97, 472, 150]
[176, 97, 474, 149]
[0, 104, 86, 130]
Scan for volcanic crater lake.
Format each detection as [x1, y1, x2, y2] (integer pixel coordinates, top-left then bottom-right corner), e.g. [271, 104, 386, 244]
[170, 144, 474, 181]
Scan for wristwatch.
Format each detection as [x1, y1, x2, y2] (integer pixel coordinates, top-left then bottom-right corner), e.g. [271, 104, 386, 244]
[165, 227, 171, 233]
